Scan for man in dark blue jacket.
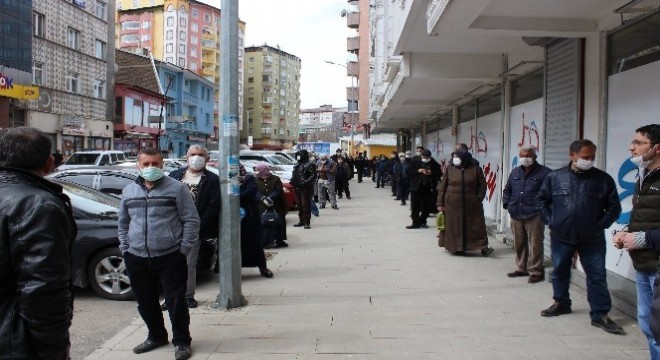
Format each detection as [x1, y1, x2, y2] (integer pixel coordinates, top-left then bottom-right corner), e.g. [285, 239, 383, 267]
[503, 145, 551, 283]
[536, 139, 622, 334]
[168, 145, 220, 309]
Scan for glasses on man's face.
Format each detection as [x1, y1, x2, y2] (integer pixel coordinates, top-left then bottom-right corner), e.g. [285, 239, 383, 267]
[631, 140, 651, 146]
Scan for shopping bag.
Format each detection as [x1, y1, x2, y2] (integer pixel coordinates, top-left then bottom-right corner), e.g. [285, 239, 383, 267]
[436, 211, 445, 231]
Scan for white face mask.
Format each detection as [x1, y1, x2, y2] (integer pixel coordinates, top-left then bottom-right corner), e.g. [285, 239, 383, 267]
[421, 158, 430, 163]
[452, 157, 462, 166]
[415, 151, 422, 157]
[519, 157, 534, 168]
[188, 155, 206, 170]
[631, 146, 657, 170]
[575, 158, 594, 171]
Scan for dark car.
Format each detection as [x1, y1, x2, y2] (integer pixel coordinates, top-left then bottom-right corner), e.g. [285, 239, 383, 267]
[48, 169, 219, 288]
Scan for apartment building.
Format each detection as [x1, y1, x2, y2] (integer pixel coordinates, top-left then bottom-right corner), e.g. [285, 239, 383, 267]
[298, 105, 348, 143]
[345, 0, 371, 134]
[242, 45, 301, 148]
[0, 0, 115, 157]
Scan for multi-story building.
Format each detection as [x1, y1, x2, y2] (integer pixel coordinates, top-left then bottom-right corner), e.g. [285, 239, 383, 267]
[241, 45, 301, 148]
[298, 105, 348, 143]
[345, 0, 371, 137]
[0, 0, 115, 157]
[114, 49, 215, 158]
[116, 0, 245, 128]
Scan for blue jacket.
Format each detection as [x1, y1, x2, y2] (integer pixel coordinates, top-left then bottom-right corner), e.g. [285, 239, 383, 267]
[536, 164, 621, 244]
[502, 163, 551, 220]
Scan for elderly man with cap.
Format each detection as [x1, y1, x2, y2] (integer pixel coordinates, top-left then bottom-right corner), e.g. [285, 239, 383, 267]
[316, 154, 338, 210]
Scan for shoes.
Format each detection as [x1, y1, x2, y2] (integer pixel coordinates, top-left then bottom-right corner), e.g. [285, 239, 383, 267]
[541, 301, 572, 317]
[375, 186, 380, 188]
[481, 247, 494, 256]
[393, 198, 400, 201]
[320, 205, 326, 209]
[331, 205, 339, 210]
[304, 224, 311, 229]
[528, 274, 545, 284]
[420, 224, 429, 229]
[346, 196, 351, 200]
[406, 225, 420, 229]
[293, 222, 304, 227]
[186, 298, 198, 308]
[174, 345, 192, 360]
[275, 242, 289, 248]
[338, 195, 343, 199]
[263, 243, 275, 249]
[591, 315, 625, 335]
[160, 301, 167, 311]
[401, 202, 406, 206]
[133, 339, 169, 354]
[313, 195, 319, 202]
[453, 251, 466, 256]
[507, 270, 529, 278]
[259, 268, 274, 278]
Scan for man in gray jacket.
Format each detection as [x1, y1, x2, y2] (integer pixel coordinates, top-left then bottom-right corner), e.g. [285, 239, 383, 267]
[118, 148, 200, 360]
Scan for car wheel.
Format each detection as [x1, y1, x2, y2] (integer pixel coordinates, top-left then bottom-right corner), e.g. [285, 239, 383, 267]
[87, 248, 134, 301]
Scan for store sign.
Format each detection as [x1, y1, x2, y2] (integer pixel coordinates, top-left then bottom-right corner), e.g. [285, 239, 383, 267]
[0, 74, 39, 100]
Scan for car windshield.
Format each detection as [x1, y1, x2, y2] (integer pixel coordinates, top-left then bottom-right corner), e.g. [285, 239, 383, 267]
[52, 179, 120, 219]
[66, 153, 99, 165]
[267, 155, 294, 165]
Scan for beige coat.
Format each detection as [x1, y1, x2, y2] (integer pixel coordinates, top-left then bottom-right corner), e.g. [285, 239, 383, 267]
[436, 160, 488, 252]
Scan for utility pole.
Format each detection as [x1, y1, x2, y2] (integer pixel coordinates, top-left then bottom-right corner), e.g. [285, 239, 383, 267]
[217, 0, 244, 309]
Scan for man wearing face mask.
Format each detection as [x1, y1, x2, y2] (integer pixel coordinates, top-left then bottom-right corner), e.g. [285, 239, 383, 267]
[168, 145, 220, 309]
[407, 149, 441, 229]
[502, 145, 551, 283]
[536, 139, 622, 335]
[290, 149, 317, 229]
[119, 148, 200, 359]
[611, 124, 660, 354]
[317, 154, 338, 209]
[335, 155, 351, 200]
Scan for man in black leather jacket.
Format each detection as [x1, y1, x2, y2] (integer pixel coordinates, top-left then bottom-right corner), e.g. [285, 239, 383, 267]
[0, 127, 77, 359]
[536, 139, 623, 334]
[290, 149, 317, 229]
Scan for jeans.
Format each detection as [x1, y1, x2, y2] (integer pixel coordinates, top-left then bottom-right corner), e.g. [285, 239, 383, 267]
[124, 251, 191, 346]
[310, 198, 319, 216]
[636, 271, 660, 360]
[550, 239, 611, 320]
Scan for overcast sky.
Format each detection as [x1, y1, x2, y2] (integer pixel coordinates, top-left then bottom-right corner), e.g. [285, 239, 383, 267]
[199, 0, 354, 109]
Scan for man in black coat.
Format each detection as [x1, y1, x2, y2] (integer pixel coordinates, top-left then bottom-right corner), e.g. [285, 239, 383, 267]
[168, 145, 220, 309]
[0, 127, 77, 360]
[406, 149, 442, 229]
[291, 149, 317, 229]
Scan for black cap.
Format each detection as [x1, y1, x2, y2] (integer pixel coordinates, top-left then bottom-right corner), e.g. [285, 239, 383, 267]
[421, 150, 432, 157]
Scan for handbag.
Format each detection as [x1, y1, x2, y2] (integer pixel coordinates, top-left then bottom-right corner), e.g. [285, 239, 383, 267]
[260, 208, 281, 225]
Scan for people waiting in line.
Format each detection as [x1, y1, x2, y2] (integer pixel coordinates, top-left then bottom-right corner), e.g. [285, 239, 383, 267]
[389, 151, 400, 198]
[335, 155, 352, 199]
[436, 144, 493, 256]
[317, 154, 339, 210]
[612, 125, 660, 351]
[502, 145, 551, 284]
[406, 149, 441, 229]
[291, 149, 317, 229]
[396, 151, 412, 206]
[537, 139, 623, 334]
[254, 162, 289, 249]
[238, 164, 274, 279]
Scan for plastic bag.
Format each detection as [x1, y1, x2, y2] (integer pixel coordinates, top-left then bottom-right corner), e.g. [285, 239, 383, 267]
[436, 211, 445, 231]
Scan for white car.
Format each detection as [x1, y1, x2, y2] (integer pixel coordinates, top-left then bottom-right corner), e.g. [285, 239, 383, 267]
[58, 150, 127, 170]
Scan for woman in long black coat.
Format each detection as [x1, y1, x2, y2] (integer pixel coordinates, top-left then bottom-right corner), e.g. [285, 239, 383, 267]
[239, 164, 273, 278]
[254, 162, 288, 248]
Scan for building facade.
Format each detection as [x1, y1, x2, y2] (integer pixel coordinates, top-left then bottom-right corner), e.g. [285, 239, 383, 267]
[298, 105, 349, 143]
[370, 0, 660, 313]
[0, 0, 115, 157]
[345, 0, 371, 132]
[241, 45, 301, 148]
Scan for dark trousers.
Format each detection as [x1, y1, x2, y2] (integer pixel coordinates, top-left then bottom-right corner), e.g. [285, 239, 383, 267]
[357, 167, 363, 182]
[398, 178, 410, 203]
[124, 251, 191, 346]
[294, 186, 313, 225]
[409, 189, 432, 226]
[550, 239, 611, 320]
[336, 178, 350, 197]
[391, 177, 398, 197]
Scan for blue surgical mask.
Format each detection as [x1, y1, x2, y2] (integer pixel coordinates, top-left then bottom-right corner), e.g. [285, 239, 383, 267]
[140, 166, 165, 181]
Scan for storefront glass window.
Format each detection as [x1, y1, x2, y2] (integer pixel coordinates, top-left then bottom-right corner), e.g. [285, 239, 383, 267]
[87, 137, 110, 150]
[608, 11, 660, 75]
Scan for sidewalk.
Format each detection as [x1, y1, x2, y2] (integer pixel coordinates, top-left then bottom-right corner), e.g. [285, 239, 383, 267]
[86, 180, 649, 360]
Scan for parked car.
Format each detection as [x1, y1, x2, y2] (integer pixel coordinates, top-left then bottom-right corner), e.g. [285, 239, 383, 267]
[239, 150, 295, 173]
[58, 150, 127, 170]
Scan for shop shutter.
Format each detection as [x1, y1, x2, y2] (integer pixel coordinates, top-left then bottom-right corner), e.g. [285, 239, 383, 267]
[544, 38, 582, 170]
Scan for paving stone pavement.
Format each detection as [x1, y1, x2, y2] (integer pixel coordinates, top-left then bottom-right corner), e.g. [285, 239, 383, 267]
[85, 180, 649, 360]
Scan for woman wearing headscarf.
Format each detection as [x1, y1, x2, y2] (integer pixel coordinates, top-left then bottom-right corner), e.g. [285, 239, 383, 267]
[239, 164, 273, 277]
[436, 143, 494, 256]
[254, 162, 288, 248]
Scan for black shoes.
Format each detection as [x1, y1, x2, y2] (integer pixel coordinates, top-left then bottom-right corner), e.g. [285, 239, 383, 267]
[481, 247, 494, 256]
[174, 345, 192, 360]
[313, 195, 319, 202]
[528, 274, 545, 283]
[346, 196, 351, 200]
[304, 224, 311, 229]
[591, 315, 625, 334]
[420, 224, 429, 229]
[507, 270, 529, 278]
[331, 205, 339, 210]
[401, 202, 406, 206]
[186, 298, 198, 308]
[133, 339, 169, 354]
[259, 268, 274, 278]
[293, 222, 304, 227]
[541, 301, 572, 317]
[275, 242, 289, 248]
[406, 225, 420, 229]
[338, 195, 343, 199]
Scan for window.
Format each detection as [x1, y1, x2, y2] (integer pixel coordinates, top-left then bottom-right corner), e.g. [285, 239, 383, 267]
[95, 39, 106, 58]
[142, 21, 150, 29]
[166, 44, 173, 53]
[95, 1, 107, 20]
[66, 71, 79, 93]
[178, 58, 185, 67]
[67, 27, 80, 49]
[179, 18, 186, 27]
[179, 31, 186, 41]
[121, 21, 140, 30]
[248, 67, 253, 74]
[248, 57, 253, 63]
[190, 62, 197, 70]
[204, 13, 211, 23]
[120, 34, 139, 43]
[33, 62, 44, 85]
[179, 44, 185, 54]
[141, 34, 150, 41]
[191, 35, 198, 44]
[166, 30, 173, 40]
[166, 57, 174, 63]
[248, 77, 253, 83]
[93, 79, 105, 99]
[133, 0, 138, 7]
[33, 12, 45, 37]
[191, 9, 198, 18]
[190, 47, 197, 57]
[167, 17, 174, 26]
[191, 23, 198, 33]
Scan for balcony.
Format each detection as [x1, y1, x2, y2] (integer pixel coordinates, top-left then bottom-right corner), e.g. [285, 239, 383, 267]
[347, 11, 359, 29]
[183, 91, 198, 105]
[262, 118, 273, 124]
[347, 61, 359, 77]
[347, 37, 360, 54]
[346, 86, 358, 102]
[262, 97, 273, 104]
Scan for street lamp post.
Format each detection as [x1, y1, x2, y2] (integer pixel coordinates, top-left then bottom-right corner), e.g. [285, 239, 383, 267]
[324, 60, 356, 156]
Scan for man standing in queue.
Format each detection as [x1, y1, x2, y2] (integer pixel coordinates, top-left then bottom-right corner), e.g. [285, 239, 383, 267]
[119, 148, 200, 359]
[406, 149, 441, 229]
[291, 149, 317, 229]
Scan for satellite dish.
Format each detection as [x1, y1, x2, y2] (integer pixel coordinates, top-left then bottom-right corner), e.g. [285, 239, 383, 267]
[340, 9, 348, 17]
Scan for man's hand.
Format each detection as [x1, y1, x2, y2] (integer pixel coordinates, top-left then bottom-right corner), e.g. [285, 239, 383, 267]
[612, 231, 625, 249]
[621, 232, 638, 250]
[437, 206, 444, 213]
